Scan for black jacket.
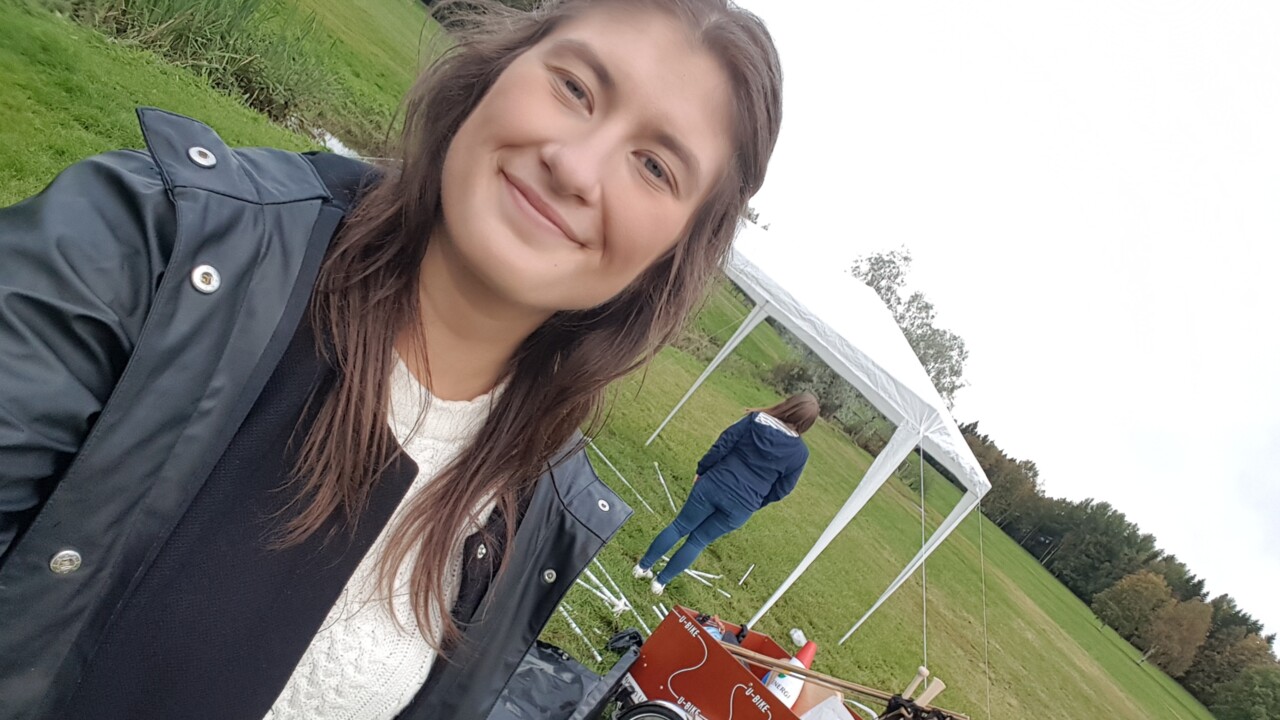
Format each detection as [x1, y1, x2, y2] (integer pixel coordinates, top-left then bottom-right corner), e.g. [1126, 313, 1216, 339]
[0, 108, 630, 719]
[696, 412, 809, 511]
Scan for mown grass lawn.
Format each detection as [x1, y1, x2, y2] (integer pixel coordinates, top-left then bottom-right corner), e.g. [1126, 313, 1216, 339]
[541, 287, 1214, 720]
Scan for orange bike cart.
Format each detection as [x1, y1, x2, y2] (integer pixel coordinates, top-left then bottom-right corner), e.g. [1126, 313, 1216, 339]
[620, 605, 811, 720]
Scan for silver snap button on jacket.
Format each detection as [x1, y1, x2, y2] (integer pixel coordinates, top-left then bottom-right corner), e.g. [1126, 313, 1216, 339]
[49, 549, 82, 575]
[187, 146, 217, 168]
[191, 265, 221, 294]
[476, 543, 487, 559]
[597, 499, 610, 512]
[542, 569, 557, 584]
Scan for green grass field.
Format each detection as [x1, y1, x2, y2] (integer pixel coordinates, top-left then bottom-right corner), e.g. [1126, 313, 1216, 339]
[285, 0, 440, 151]
[0, 1, 1217, 718]
[548, 294, 1215, 720]
[0, 2, 314, 205]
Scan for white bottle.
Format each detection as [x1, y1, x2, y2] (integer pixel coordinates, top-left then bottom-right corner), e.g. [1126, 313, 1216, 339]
[764, 640, 817, 709]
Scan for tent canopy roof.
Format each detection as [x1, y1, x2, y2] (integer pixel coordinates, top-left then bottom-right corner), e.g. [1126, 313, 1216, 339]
[725, 224, 990, 498]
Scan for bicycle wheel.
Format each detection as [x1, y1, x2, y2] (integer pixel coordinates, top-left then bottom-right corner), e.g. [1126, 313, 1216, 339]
[616, 700, 689, 720]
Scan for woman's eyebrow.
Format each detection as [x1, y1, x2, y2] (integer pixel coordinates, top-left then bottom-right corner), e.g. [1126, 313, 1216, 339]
[549, 38, 701, 189]
[654, 129, 701, 188]
[549, 39, 615, 94]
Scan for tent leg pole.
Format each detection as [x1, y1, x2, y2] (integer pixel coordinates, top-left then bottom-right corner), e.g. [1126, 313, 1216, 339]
[645, 301, 770, 446]
[746, 422, 921, 629]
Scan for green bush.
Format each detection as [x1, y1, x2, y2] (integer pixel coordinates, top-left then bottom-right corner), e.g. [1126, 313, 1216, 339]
[768, 359, 812, 394]
[67, 0, 333, 121]
[670, 326, 718, 364]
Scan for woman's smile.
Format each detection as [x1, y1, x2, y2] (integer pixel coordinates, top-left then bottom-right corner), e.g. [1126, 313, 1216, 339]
[500, 169, 588, 249]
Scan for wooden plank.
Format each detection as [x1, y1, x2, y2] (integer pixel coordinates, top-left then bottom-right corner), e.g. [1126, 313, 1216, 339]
[715, 641, 971, 720]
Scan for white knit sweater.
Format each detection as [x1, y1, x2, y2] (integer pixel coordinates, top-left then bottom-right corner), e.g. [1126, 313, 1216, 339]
[264, 361, 499, 720]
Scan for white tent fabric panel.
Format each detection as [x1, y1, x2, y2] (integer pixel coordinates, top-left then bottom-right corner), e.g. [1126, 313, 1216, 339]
[724, 225, 988, 498]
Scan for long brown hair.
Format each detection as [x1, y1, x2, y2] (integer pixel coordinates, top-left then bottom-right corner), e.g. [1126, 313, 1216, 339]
[755, 392, 820, 434]
[285, 0, 782, 649]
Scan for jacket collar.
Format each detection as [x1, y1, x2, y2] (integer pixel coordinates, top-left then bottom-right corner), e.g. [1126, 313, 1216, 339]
[137, 107, 330, 205]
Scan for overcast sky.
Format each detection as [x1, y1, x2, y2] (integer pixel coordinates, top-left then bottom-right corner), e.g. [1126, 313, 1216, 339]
[734, 0, 1279, 637]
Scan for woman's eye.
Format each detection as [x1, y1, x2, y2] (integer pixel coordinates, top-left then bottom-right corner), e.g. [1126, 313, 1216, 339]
[563, 77, 587, 102]
[643, 156, 669, 183]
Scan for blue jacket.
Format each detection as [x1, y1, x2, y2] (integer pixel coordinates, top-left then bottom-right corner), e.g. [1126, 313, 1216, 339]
[696, 411, 809, 512]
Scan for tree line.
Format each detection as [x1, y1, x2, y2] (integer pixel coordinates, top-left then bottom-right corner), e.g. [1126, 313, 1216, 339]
[755, 248, 1277, 718]
[966, 420, 1277, 715]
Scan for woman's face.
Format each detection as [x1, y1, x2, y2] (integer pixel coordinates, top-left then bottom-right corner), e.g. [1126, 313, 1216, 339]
[439, 6, 734, 314]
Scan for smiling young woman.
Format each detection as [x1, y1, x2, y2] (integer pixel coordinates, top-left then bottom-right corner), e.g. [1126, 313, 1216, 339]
[0, 1, 781, 718]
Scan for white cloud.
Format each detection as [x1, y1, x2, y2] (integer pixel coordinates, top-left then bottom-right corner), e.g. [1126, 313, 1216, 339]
[737, 0, 1280, 636]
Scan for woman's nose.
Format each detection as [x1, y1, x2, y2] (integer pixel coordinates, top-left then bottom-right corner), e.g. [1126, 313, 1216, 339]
[539, 136, 607, 206]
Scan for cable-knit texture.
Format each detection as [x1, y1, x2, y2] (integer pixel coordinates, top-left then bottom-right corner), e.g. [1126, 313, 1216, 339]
[264, 361, 499, 720]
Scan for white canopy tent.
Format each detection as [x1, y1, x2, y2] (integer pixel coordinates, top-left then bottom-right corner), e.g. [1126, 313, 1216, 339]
[646, 223, 991, 641]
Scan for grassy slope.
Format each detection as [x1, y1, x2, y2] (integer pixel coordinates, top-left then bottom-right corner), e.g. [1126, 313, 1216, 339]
[286, 0, 440, 151]
[691, 279, 796, 370]
[0, 3, 313, 205]
[544, 288, 1213, 720]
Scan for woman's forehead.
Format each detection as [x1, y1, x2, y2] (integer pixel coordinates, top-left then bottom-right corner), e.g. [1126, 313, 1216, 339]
[540, 5, 702, 74]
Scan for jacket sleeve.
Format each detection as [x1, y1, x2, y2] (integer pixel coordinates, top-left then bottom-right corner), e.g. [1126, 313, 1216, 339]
[762, 445, 809, 507]
[0, 150, 169, 560]
[696, 413, 754, 476]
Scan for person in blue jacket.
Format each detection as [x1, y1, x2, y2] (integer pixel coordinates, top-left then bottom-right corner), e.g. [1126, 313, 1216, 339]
[634, 392, 819, 594]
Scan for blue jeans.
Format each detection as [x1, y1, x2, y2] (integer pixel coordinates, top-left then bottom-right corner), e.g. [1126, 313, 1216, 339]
[639, 480, 754, 584]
